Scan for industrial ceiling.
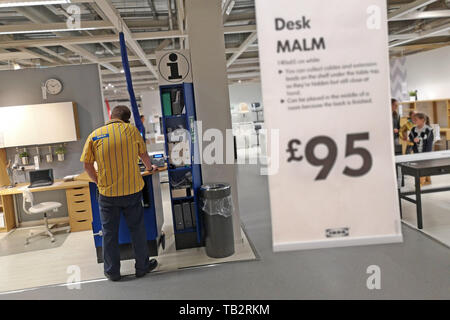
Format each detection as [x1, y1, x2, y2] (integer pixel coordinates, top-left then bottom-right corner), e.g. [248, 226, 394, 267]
[0, 0, 448, 100]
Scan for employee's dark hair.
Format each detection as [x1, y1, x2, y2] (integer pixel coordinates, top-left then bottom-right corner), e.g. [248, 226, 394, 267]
[415, 112, 430, 125]
[391, 98, 398, 105]
[111, 105, 131, 123]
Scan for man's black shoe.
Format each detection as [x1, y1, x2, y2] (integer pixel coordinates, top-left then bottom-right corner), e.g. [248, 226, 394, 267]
[104, 272, 121, 282]
[136, 259, 158, 278]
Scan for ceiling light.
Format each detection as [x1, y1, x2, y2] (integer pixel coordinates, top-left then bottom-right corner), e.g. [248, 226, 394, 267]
[13, 63, 21, 70]
[120, 69, 124, 73]
[0, 0, 70, 8]
[225, 0, 235, 15]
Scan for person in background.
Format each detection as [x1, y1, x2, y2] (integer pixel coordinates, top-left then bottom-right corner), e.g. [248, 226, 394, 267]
[400, 110, 417, 154]
[140, 115, 146, 138]
[409, 112, 434, 185]
[392, 99, 402, 155]
[81, 106, 158, 281]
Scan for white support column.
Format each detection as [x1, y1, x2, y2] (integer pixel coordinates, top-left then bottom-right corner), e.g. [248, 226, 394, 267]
[185, 0, 243, 242]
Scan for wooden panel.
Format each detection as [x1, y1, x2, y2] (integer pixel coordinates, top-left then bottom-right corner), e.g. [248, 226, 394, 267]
[69, 218, 92, 232]
[432, 101, 438, 124]
[0, 195, 15, 232]
[0, 148, 10, 187]
[66, 187, 92, 232]
[66, 192, 90, 204]
[68, 208, 92, 221]
[68, 200, 91, 213]
[436, 101, 448, 128]
[66, 186, 89, 198]
[0, 102, 79, 148]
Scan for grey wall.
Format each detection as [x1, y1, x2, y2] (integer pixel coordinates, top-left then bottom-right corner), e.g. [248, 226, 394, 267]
[0, 64, 105, 183]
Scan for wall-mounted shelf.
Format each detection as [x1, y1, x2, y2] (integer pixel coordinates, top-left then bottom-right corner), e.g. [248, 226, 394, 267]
[0, 101, 80, 148]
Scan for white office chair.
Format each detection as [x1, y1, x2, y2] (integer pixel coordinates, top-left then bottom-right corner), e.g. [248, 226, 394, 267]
[22, 189, 69, 244]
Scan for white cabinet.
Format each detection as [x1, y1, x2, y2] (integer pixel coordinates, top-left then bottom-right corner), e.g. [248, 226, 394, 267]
[0, 102, 80, 148]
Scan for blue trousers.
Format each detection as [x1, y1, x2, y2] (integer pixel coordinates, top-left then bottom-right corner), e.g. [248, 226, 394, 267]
[98, 191, 150, 275]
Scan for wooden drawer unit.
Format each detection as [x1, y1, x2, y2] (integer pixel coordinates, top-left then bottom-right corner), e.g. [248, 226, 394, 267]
[69, 218, 92, 232]
[66, 187, 92, 232]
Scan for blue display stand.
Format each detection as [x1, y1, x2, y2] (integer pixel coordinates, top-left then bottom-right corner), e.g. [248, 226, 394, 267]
[89, 173, 165, 263]
[160, 82, 204, 250]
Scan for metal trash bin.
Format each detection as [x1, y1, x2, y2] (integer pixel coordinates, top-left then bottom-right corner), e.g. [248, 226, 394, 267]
[200, 183, 235, 258]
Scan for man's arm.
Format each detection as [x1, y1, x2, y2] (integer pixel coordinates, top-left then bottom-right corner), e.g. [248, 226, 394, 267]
[84, 162, 98, 184]
[139, 152, 157, 172]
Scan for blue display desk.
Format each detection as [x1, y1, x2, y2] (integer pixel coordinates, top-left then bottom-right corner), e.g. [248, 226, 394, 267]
[89, 170, 165, 263]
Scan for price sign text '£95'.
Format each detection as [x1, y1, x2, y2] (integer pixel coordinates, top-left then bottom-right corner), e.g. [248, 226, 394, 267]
[286, 132, 373, 181]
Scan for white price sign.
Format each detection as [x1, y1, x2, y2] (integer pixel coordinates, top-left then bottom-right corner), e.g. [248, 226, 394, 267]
[255, 0, 403, 251]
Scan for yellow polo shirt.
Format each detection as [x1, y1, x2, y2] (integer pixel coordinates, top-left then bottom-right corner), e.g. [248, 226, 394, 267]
[80, 119, 146, 197]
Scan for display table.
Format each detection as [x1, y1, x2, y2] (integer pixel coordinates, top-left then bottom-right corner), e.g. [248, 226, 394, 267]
[398, 158, 450, 229]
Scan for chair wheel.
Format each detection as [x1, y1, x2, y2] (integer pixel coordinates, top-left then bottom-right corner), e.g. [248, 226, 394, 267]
[51, 238, 55, 243]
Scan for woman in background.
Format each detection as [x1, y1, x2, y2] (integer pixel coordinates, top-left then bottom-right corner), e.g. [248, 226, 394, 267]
[400, 110, 417, 154]
[409, 112, 434, 185]
[392, 99, 402, 155]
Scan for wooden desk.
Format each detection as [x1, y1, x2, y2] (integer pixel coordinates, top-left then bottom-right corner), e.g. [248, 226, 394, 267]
[398, 158, 450, 229]
[0, 167, 167, 233]
[0, 179, 90, 233]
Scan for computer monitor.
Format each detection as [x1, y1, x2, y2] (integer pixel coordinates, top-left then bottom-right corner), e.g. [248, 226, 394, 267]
[29, 169, 54, 188]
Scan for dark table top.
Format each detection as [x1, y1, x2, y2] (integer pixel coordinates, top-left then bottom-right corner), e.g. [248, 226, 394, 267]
[399, 158, 450, 170]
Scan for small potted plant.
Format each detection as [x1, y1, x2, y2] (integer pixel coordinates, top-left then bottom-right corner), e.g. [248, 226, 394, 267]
[19, 150, 29, 165]
[55, 146, 66, 161]
[409, 90, 417, 102]
[46, 146, 53, 163]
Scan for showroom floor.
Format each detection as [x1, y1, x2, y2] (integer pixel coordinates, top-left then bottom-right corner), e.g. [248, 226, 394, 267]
[400, 175, 450, 248]
[0, 181, 256, 293]
[1, 164, 450, 299]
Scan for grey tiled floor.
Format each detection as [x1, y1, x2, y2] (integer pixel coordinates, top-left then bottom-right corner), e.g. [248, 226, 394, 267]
[2, 164, 450, 299]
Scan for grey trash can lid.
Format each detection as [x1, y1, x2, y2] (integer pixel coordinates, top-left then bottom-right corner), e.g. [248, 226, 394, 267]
[200, 183, 231, 199]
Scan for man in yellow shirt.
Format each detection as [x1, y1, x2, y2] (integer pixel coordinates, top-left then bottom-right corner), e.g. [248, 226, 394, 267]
[81, 105, 158, 281]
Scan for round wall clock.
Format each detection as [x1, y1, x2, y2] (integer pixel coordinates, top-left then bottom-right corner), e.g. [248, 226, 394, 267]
[45, 78, 63, 95]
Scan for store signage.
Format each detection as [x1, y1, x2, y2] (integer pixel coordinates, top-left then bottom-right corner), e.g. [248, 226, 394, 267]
[156, 50, 193, 85]
[255, 0, 403, 251]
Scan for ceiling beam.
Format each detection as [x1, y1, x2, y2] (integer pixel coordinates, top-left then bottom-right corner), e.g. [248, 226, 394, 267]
[94, 0, 158, 78]
[36, 46, 69, 63]
[63, 44, 119, 72]
[176, 0, 185, 48]
[390, 41, 450, 51]
[0, 30, 186, 48]
[0, 26, 253, 49]
[389, 9, 450, 21]
[388, 0, 438, 21]
[20, 47, 57, 64]
[0, 51, 38, 60]
[389, 22, 450, 47]
[222, 0, 234, 23]
[226, 32, 257, 68]
[0, 20, 113, 35]
[224, 24, 256, 34]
